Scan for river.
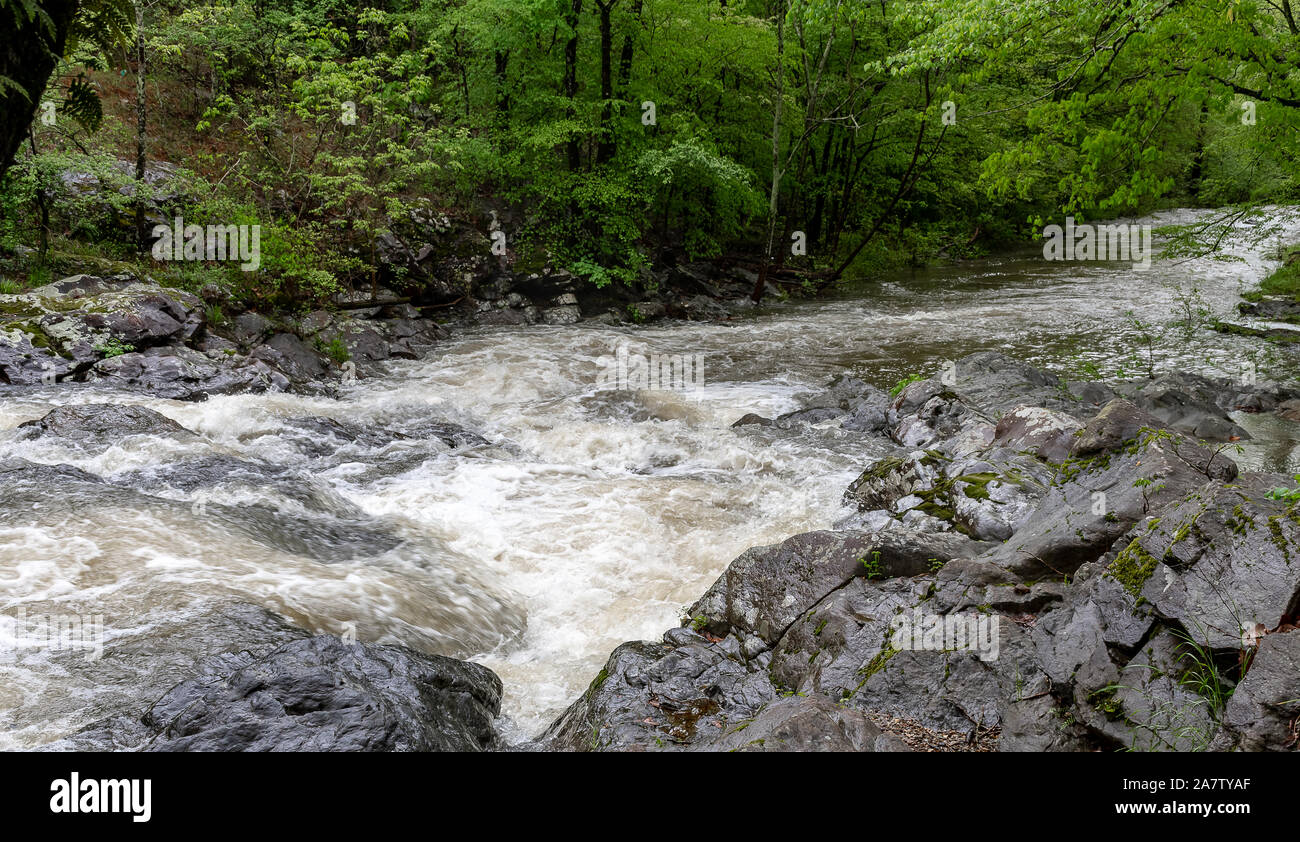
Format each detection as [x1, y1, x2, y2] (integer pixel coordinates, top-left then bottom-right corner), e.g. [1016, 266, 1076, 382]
[2, 209, 1298, 747]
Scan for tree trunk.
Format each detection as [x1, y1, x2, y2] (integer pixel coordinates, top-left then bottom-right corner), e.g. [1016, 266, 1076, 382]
[134, 1, 148, 251]
[494, 49, 511, 120]
[595, 0, 617, 165]
[752, 0, 786, 303]
[27, 130, 48, 260]
[564, 0, 582, 172]
[0, 0, 79, 183]
[616, 0, 641, 96]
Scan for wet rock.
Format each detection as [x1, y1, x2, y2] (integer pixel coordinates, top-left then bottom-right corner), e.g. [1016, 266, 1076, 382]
[19, 403, 191, 441]
[252, 333, 331, 382]
[477, 307, 528, 326]
[630, 301, 667, 322]
[275, 415, 487, 457]
[541, 634, 778, 752]
[1115, 374, 1250, 441]
[890, 379, 992, 451]
[703, 695, 885, 752]
[945, 351, 1113, 418]
[542, 304, 582, 325]
[1120, 475, 1300, 650]
[731, 413, 777, 428]
[776, 406, 845, 426]
[767, 576, 930, 699]
[1025, 567, 1154, 705]
[1238, 295, 1300, 323]
[33, 280, 204, 350]
[0, 458, 108, 492]
[31, 603, 313, 751]
[322, 323, 390, 363]
[1, 275, 206, 384]
[844, 449, 1051, 542]
[67, 634, 502, 752]
[682, 295, 731, 321]
[296, 310, 334, 336]
[999, 694, 1095, 752]
[1069, 398, 1161, 456]
[982, 433, 1234, 579]
[1216, 629, 1300, 751]
[0, 332, 67, 386]
[846, 643, 1010, 735]
[943, 450, 1053, 541]
[993, 405, 1082, 463]
[88, 346, 287, 400]
[109, 454, 291, 493]
[686, 528, 986, 646]
[230, 312, 275, 345]
[841, 402, 890, 434]
[844, 452, 942, 512]
[1083, 629, 1218, 752]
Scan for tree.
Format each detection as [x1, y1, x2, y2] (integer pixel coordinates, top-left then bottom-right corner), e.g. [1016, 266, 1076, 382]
[0, 0, 130, 181]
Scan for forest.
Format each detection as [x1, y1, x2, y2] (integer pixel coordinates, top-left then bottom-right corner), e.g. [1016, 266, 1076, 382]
[3, 0, 1299, 309]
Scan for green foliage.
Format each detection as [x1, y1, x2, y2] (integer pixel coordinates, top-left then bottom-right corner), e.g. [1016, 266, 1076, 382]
[889, 373, 924, 397]
[93, 336, 134, 357]
[1169, 625, 1236, 718]
[1266, 476, 1300, 503]
[7, 0, 1300, 310]
[315, 335, 350, 364]
[1259, 254, 1300, 303]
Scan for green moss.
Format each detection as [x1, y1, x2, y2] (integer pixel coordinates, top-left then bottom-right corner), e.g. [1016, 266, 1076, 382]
[588, 668, 609, 696]
[1052, 449, 1117, 485]
[1105, 538, 1161, 599]
[1267, 516, 1293, 565]
[954, 471, 1000, 501]
[1089, 686, 1124, 721]
[857, 647, 898, 683]
[1227, 504, 1256, 536]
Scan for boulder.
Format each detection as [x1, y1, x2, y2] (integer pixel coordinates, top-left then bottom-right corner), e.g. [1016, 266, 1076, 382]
[252, 333, 331, 382]
[703, 696, 888, 752]
[88, 346, 287, 400]
[19, 403, 190, 441]
[993, 405, 1082, 463]
[686, 528, 986, 646]
[1216, 629, 1300, 751]
[541, 633, 778, 752]
[1120, 475, 1300, 650]
[62, 633, 502, 752]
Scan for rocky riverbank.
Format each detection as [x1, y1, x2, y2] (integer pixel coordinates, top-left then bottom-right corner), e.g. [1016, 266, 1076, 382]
[540, 353, 1300, 751]
[16, 336, 1299, 751]
[0, 261, 773, 397]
